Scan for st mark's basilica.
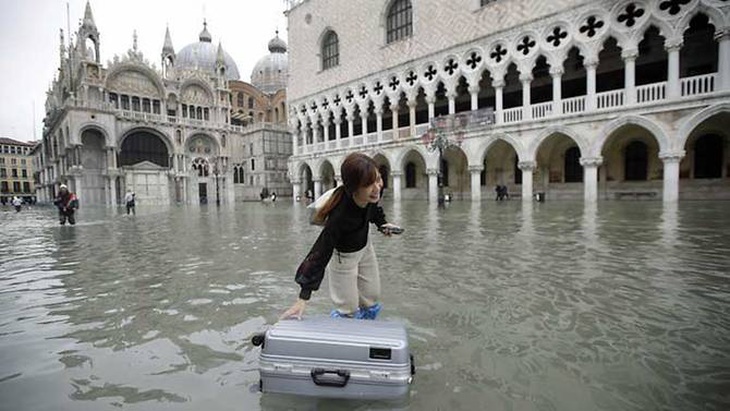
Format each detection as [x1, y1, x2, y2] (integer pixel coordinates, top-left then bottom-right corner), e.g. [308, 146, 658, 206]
[35, 1, 291, 206]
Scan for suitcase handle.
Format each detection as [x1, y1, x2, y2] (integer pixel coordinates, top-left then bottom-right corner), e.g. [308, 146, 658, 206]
[310, 368, 350, 387]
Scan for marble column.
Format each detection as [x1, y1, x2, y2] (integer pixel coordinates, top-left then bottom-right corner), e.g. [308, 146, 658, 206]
[623, 48, 638, 105]
[580, 157, 603, 202]
[375, 108, 383, 142]
[427, 168, 439, 203]
[313, 178, 322, 199]
[390, 104, 399, 137]
[520, 73, 533, 120]
[717, 29, 730, 91]
[361, 113, 368, 136]
[322, 118, 330, 143]
[585, 59, 597, 111]
[469, 165, 483, 201]
[660, 151, 684, 202]
[347, 112, 355, 140]
[493, 79, 504, 124]
[550, 66, 563, 116]
[408, 99, 417, 137]
[291, 179, 301, 204]
[392, 171, 402, 202]
[518, 161, 535, 202]
[334, 117, 342, 141]
[426, 93, 436, 122]
[447, 90, 456, 115]
[469, 85, 479, 111]
[666, 39, 683, 99]
[110, 176, 118, 206]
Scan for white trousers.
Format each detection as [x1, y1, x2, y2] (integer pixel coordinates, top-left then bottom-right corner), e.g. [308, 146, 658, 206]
[328, 239, 381, 315]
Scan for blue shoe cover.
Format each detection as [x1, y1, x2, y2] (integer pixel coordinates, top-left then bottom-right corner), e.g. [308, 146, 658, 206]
[330, 309, 353, 318]
[354, 303, 382, 320]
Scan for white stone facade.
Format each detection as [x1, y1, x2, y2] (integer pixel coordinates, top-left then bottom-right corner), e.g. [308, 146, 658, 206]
[286, 0, 730, 202]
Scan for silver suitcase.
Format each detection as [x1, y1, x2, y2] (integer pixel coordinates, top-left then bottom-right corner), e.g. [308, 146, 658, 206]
[252, 317, 414, 399]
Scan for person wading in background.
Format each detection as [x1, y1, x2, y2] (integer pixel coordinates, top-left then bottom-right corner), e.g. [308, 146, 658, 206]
[54, 184, 79, 225]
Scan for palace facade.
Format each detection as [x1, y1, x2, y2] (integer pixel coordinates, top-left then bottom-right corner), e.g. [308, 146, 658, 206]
[0, 138, 37, 204]
[285, 0, 730, 202]
[36, 1, 291, 206]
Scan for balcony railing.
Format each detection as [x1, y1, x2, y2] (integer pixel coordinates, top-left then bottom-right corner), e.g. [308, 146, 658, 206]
[597, 89, 625, 109]
[636, 82, 666, 103]
[531, 102, 553, 120]
[562, 96, 585, 114]
[681, 73, 715, 97]
[293, 73, 721, 155]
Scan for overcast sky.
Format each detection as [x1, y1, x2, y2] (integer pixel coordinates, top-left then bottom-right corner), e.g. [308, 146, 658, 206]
[0, 0, 289, 142]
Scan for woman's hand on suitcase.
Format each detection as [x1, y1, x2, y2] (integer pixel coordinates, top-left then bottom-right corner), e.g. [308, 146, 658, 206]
[280, 298, 307, 320]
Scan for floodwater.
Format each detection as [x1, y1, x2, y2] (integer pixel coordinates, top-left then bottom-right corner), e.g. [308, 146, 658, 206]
[1, 200, 728, 411]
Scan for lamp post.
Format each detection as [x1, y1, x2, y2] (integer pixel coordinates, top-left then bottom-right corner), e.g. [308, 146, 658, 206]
[422, 116, 463, 206]
[213, 160, 221, 206]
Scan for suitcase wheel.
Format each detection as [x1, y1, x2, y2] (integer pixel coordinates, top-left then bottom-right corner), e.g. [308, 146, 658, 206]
[251, 333, 265, 347]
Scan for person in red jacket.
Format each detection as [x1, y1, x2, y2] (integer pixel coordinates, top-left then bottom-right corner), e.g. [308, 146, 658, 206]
[54, 184, 79, 225]
[281, 152, 402, 320]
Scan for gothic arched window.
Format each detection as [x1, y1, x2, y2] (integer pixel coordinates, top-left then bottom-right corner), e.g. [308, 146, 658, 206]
[387, 0, 412, 44]
[237, 92, 244, 107]
[322, 31, 339, 70]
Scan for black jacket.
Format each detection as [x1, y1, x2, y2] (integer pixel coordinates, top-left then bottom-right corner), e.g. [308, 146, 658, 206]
[295, 193, 387, 300]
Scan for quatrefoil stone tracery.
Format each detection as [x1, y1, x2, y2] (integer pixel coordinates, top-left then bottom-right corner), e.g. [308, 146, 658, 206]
[579, 16, 605, 38]
[547, 27, 568, 47]
[659, 0, 691, 16]
[424, 65, 437, 81]
[516, 36, 536, 55]
[466, 52, 482, 69]
[490, 44, 507, 62]
[617, 3, 645, 28]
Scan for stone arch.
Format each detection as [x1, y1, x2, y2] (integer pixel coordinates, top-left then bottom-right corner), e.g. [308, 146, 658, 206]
[677, 5, 726, 36]
[394, 144, 433, 171]
[80, 128, 106, 170]
[467, 132, 525, 166]
[118, 127, 172, 168]
[105, 64, 165, 98]
[528, 126, 589, 160]
[593, 115, 671, 157]
[180, 79, 215, 105]
[633, 17, 674, 44]
[678, 103, 730, 151]
[184, 133, 220, 157]
[78, 123, 111, 147]
[318, 159, 337, 190]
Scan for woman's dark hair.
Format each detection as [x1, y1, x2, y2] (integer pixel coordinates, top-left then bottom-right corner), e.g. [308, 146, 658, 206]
[313, 152, 379, 224]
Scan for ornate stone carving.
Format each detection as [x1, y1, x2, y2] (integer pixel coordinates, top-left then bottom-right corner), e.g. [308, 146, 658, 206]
[181, 84, 211, 105]
[108, 70, 158, 96]
[579, 157, 603, 167]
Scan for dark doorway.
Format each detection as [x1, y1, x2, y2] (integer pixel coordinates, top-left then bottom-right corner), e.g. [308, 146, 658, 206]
[694, 134, 723, 178]
[198, 183, 208, 204]
[564, 146, 583, 182]
[405, 162, 417, 188]
[119, 131, 169, 167]
[379, 165, 390, 189]
[625, 141, 648, 181]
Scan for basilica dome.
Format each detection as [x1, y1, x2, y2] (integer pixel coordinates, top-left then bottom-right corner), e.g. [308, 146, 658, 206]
[176, 22, 240, 81]
[251, 32, 288, 94]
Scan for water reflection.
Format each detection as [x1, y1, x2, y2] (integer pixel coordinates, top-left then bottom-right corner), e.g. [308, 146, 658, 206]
[0, 202, 729, 410]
